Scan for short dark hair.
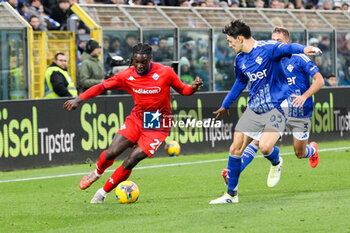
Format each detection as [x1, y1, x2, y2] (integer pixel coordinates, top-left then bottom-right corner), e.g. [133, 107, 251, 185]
[54, 52, 65, 60]
[29, 15, 39, 22]
[272, 26, 290, 40]
[326, 74, 336, 80]
[223, 20, 251, 39]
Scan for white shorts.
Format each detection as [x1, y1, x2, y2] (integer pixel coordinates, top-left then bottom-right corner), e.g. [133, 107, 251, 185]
[235, 107, 286, 141]
[286, 116, 312, 141]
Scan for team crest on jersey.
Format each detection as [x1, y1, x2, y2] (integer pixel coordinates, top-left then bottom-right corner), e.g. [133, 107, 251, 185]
[152, 73, 160, 80]
[287, 64, 294, 72]
[255, 56, 263, 65]
[128, 76, 135, 81]
[242, 64, 246, 69]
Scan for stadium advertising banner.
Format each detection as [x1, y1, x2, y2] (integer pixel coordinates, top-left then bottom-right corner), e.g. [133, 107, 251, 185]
[0, 88, 349, 171]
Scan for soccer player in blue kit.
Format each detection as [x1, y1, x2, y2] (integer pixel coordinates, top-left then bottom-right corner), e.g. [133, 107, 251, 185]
[210, 20, 322, 204]
[221, 27, 325, 189]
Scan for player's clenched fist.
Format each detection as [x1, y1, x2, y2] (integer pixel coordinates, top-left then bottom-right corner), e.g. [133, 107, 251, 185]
[191, 76, 204, 91]
[304, 46, 322, 56]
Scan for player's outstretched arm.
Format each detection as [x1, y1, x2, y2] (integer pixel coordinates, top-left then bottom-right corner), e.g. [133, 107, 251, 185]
[170, 67, 203, 95]
[63, 96, 83, 111]
[63, 82, 107, 111]
[216, 71, 248, 118]
[273, 43, 322, 60]
[191, 76, 204, 91]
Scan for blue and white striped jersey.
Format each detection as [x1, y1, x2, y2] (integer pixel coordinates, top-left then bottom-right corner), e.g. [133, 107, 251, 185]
[282, 54, 319, 118]
[222, 40, 306, 114]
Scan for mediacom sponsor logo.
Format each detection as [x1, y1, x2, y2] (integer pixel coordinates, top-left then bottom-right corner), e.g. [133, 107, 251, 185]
[132, 87, 161, 94]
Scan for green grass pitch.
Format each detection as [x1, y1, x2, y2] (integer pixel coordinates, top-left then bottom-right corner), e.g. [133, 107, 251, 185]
[0, 140, 350, 233]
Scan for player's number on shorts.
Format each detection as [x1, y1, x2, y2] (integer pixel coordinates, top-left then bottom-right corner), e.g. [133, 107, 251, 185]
[270, 114, 283, 123]
[303, 123, 308, 133]
[150, 139, 161, 150]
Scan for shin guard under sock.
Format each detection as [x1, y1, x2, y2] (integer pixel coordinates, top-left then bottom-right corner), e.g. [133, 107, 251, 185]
[227, 154, 241, 194]
[241, 142, 259, 172]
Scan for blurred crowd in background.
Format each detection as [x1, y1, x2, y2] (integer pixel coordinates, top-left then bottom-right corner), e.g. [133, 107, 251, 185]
[6, 0, 350, 32]
[3, 0, 348, 97]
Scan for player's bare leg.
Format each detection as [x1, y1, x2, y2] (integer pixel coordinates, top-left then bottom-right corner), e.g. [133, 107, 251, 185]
[91, 146, 148, 203]
[293, 137, 319, 167]
[293, 137, 308, 159]
[80, 134, 134, 190]
[259, 130, 283, 187]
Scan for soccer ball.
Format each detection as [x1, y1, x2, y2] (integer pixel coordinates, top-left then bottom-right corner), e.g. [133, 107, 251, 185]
[165, 140, 181, 157]
[115, 181, 140, 204]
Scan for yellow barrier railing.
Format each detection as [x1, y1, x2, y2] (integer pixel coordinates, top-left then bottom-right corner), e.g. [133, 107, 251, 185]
[1, 2, 34, 99]
[71, 4, 102, 45]
[31, 31, 76, 98]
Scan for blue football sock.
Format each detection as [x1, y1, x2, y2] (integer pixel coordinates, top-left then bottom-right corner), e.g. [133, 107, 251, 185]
[227, 154, 241, 194]
[263, 146, 280, 166]
[241, 142, 259, 172]
[304, 144, 315, 158]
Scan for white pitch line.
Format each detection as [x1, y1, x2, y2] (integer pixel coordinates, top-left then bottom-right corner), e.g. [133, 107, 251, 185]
[0, 146, 349, 184]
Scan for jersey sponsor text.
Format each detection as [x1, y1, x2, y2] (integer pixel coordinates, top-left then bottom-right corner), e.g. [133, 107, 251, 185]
[132, 87, 161, 94]
[246, 69, 267, 81]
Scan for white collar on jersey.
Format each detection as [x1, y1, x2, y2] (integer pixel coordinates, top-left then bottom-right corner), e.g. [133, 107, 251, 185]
[253, 40, 258, 48]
